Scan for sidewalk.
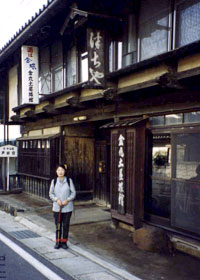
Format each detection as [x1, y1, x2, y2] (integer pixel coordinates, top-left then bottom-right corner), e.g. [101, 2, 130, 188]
[0, 191, 200, 280]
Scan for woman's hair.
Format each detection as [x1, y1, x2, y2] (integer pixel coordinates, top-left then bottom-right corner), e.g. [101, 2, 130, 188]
[196, 164, 200, 175]
[56, 164, 66, 173]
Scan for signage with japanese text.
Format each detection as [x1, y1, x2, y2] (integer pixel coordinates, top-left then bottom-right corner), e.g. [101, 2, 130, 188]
[0, 145, 18, 158]
[118, 133, 125, 214]
[88, 29, 105, 86]
[21, 45, 39, 104]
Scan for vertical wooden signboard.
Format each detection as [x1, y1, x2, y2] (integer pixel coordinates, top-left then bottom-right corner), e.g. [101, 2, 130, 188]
[87, 29, 105, 86]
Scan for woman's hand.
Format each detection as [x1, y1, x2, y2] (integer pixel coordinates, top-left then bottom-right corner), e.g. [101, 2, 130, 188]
[56, 199, 62, 207]
[62, 200, 69, 206]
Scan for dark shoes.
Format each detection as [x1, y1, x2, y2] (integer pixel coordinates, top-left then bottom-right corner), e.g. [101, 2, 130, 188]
[54, 242, 60, 249]
[54, 242, 68, 249]
[61, 242, 68, 249]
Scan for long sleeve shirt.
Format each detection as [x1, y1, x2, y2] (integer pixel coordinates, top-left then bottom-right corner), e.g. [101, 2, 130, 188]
[49, 177, 76, 213]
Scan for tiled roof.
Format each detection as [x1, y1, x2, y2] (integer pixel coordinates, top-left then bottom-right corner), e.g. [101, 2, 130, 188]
[0, 0, 55, 54]
[100, 118, 145, 129]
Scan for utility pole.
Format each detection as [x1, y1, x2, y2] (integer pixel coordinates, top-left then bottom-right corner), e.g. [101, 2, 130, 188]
[3, 123, 7, 191]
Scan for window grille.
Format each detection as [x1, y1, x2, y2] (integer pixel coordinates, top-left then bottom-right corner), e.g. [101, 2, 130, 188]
[175, 0, 200, 48]
[139, 0, 170, 61]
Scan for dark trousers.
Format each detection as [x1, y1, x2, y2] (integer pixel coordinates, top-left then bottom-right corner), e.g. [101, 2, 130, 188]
[54, 211, 72, 243]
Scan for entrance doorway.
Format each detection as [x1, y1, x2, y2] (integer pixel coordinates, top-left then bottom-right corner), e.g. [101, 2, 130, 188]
[95, 140, 110, 206]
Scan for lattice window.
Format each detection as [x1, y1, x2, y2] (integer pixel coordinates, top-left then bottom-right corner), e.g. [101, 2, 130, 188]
[175, 0, 200, 47]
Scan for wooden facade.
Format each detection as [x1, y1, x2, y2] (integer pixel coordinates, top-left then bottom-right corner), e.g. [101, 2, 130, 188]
[17, 134, 60, 198]
[95, 140, 110, 204]
[1, 0, 200, 252]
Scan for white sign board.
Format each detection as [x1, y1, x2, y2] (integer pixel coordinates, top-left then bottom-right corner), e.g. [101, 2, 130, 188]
[0, 145, 18, 158]
[21, 45, 39, 104]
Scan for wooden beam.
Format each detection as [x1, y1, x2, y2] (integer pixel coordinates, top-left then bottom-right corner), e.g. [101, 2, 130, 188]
[177, 66, 200, 80]
[71, 8, 122, 21]
[24, 110, 39, 121]
[66, 96, 85, 109]
[42, 104, 60, 115]
[102, 88, 117, 101]
[10, 115, 24, 124]
[157, 72, 186, 89]
[118, 79, 158, 95]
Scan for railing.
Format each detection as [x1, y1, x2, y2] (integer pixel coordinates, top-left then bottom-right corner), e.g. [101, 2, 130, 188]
[9, 174, 19, 189]
[18, 174, 51, 199]
[0, 174, 19, 191]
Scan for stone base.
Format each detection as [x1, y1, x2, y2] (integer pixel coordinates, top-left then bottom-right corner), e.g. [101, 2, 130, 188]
[133, 224, 170, 253]
[0, 188, 23, 195]
[171, 236, 200, 259]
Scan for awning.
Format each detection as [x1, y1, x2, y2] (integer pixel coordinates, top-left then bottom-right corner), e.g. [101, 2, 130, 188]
[100, 118, 146, 129]
[17, 133, 60, 141]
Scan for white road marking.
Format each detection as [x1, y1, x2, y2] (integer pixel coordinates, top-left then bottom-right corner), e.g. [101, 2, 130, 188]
[0, 232, 65, 280]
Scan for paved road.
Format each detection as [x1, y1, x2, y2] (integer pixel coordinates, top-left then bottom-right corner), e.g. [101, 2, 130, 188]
[0, 231, 73, 280]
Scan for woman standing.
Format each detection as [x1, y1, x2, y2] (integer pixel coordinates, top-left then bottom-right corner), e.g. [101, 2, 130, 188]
[49, 164, 76, 249]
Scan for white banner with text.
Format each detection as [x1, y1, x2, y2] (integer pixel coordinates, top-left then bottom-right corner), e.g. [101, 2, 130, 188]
[21, 45, 39, 104]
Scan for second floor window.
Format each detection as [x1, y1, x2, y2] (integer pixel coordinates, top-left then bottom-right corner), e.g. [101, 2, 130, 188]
[51, 40, 63, 92]
[66, 45, 77, 87]
[175, 0, 200, 48]
[81, 51, 88, 83]
[79, 33, 88, 83]
[123, 14, 137, 67]
[66, 31, 88, 87]
[39, 41, 63, 95]
[39, 46, 51, 95]
[139, 0, 171, 61]
[109, 0, 200, 72]
[109, 40, 122, 72]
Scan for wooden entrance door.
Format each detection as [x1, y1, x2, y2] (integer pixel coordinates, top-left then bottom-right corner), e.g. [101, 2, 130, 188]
[95, 140, 110, 205]
[64, 137, 94, 198]
[50, 137, 60, 178]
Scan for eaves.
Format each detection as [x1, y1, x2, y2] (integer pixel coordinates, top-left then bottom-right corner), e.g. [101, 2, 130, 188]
[12, 81, 104, 113]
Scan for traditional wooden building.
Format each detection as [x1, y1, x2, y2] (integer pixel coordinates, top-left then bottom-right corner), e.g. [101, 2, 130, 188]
[1, 0, 200, 254]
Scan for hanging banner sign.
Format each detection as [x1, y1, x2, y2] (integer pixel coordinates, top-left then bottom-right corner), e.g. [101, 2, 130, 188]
[21, 45, 39, 104]
[87, 29, 105, 86]
[0, 145, 18, 158]
[117, 132, 125, 214]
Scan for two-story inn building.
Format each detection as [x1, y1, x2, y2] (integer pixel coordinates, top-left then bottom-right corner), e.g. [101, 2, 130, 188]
[1, 0, 200, 255]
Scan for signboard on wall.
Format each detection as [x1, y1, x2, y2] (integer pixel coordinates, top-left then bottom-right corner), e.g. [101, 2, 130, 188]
[87, 29, 105, 86]
[21, 45, 39, 104]
[117, 132, 126, 214]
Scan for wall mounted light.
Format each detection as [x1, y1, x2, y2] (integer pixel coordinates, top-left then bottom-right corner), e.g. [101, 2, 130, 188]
[78, 116, 87, 121]
[73, 116, 88, 121]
